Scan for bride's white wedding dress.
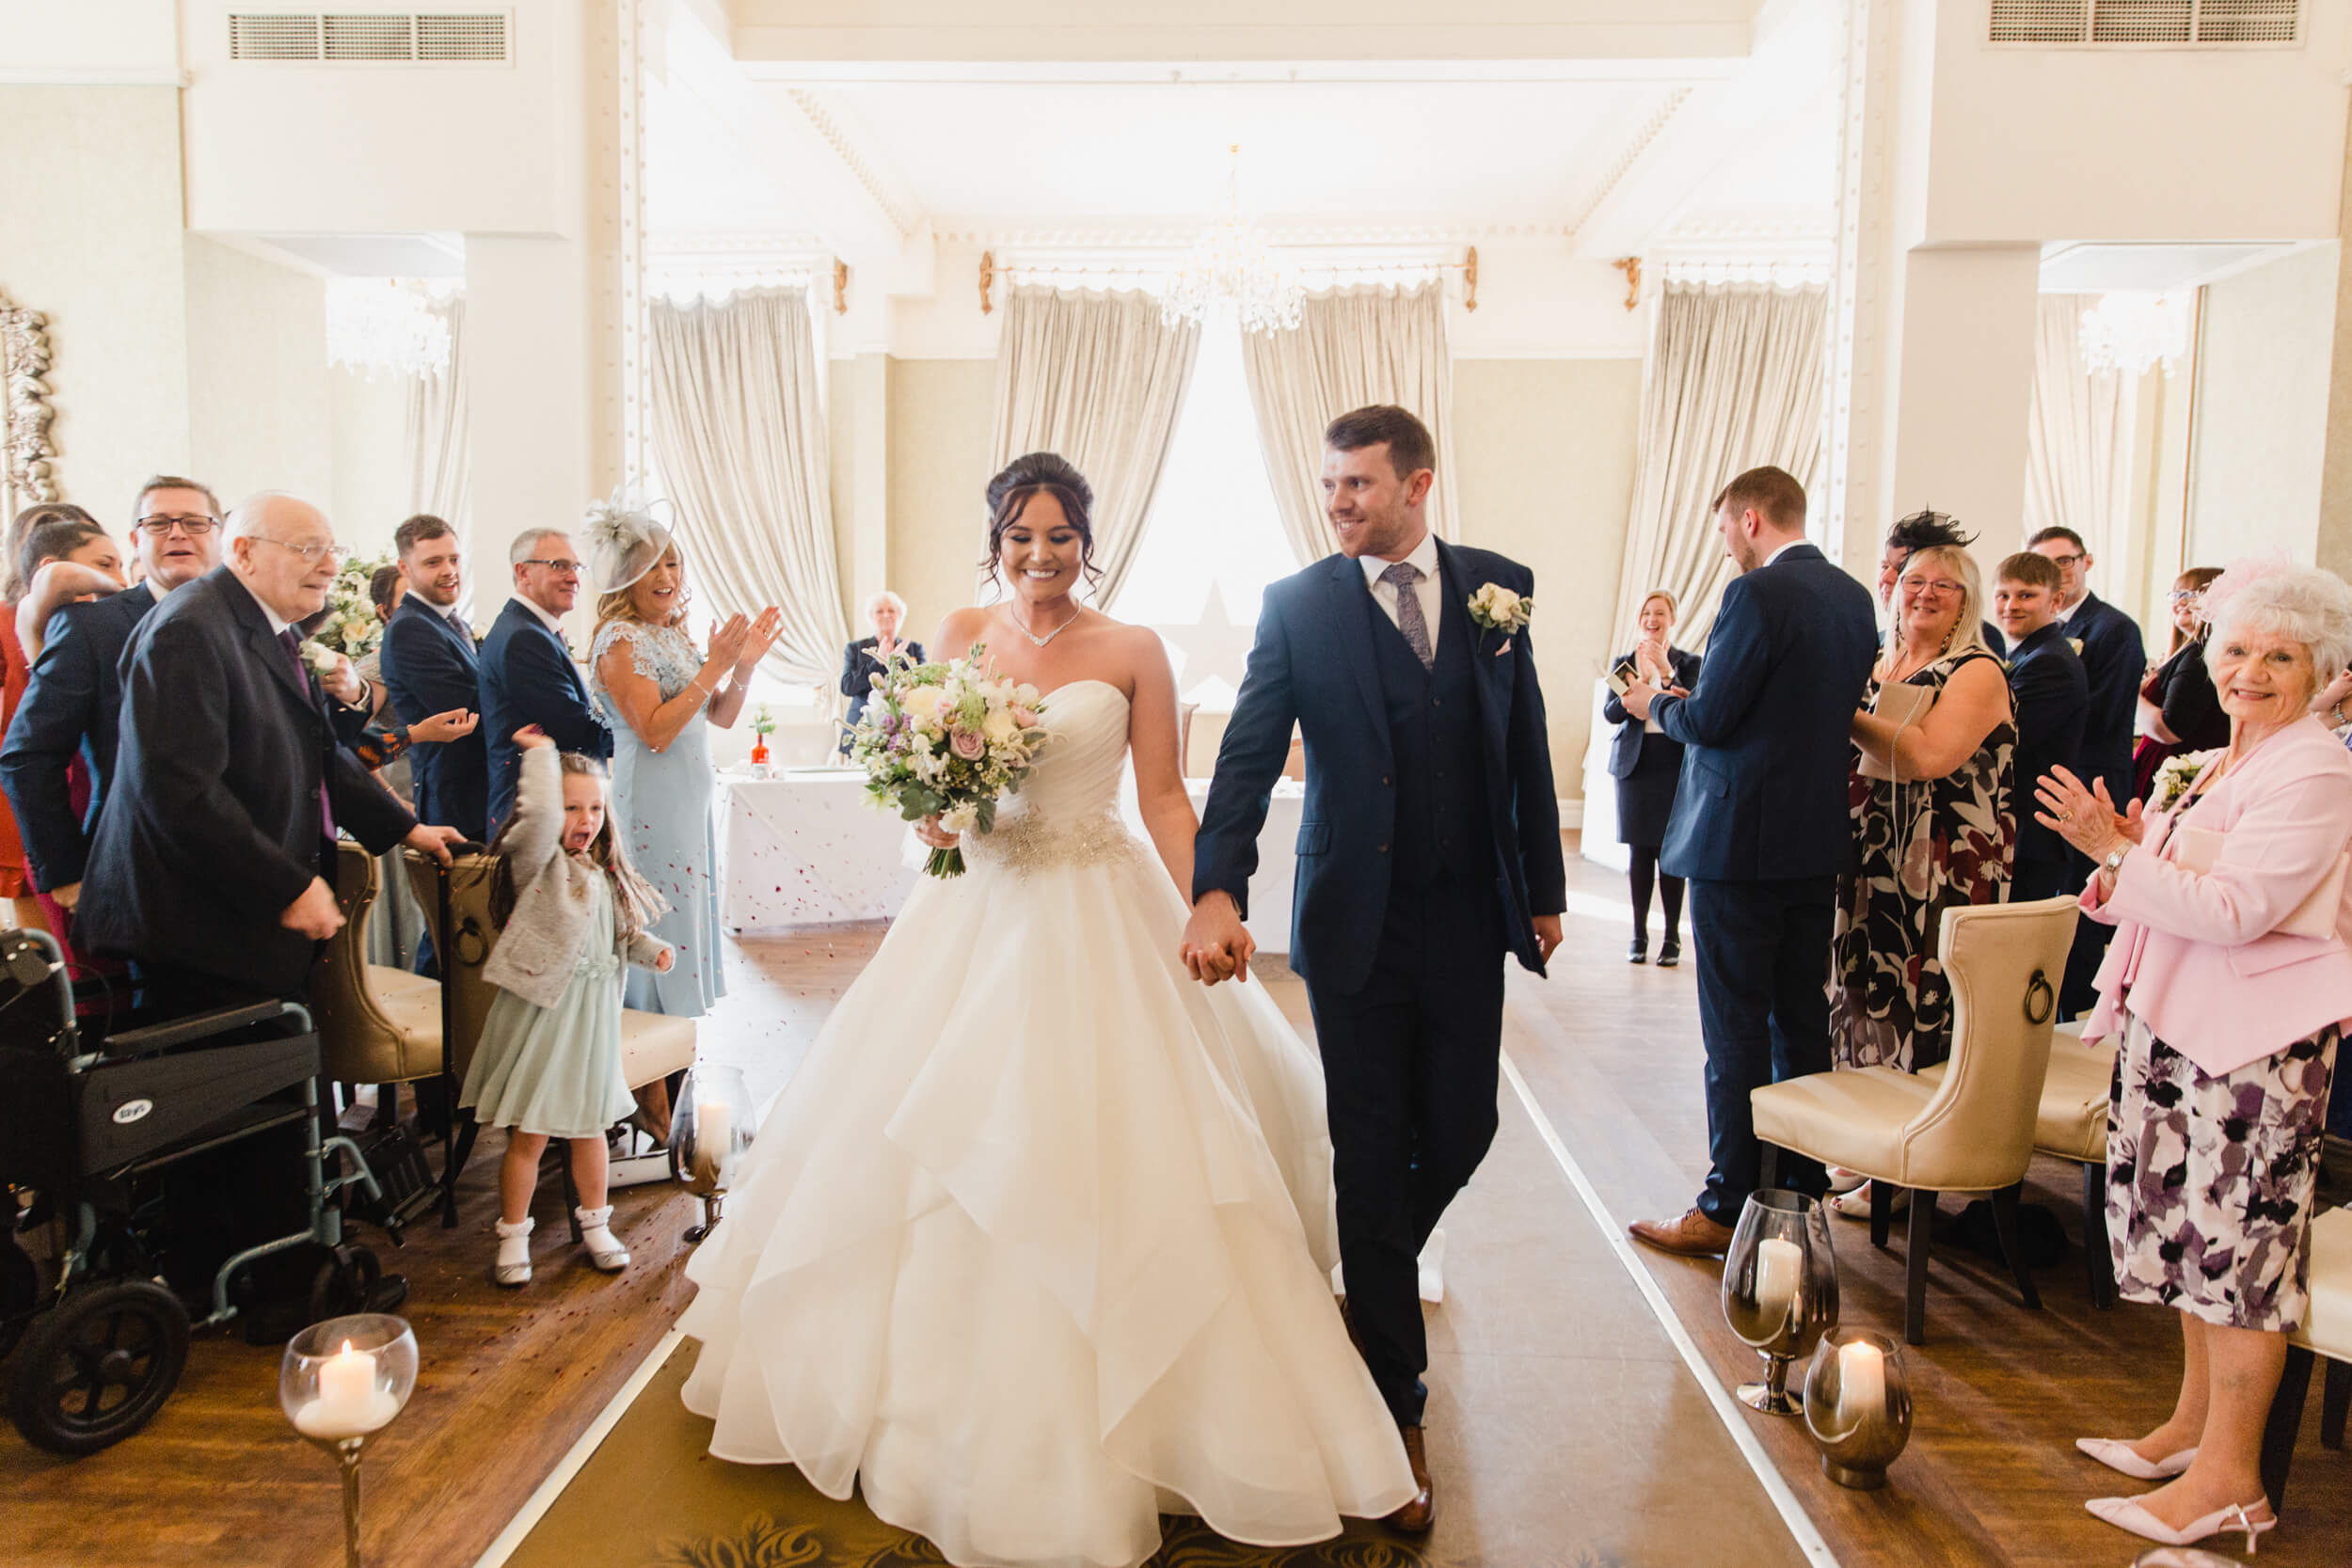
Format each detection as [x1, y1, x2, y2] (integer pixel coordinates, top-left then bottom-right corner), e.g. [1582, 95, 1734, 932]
[677, 679, 1415, 1568]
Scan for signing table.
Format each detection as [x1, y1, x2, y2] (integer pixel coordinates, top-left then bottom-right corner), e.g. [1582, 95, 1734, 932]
[721, 769, 1307, 950]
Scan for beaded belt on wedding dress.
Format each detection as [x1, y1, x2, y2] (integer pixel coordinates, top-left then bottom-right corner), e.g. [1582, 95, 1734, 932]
[968, 811, 1142, 875]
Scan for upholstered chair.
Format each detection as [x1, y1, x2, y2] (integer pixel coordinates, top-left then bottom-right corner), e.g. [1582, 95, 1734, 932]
[1751, 896, 2079, 1344]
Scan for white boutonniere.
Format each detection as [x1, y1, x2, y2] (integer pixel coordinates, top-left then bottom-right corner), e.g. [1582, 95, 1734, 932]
[2068, 637, 2085, 657]
[1468, 583, 1533, 652]
[2150, 754, 2204, 813]
[297, 639, 342, 677]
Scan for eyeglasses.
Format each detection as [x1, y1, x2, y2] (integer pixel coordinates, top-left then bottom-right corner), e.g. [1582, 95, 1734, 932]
[2168, 589, 2204, 604]
[519, 559, 585, 577]
[2045, 552, 2087, 568]
[136, 515, 219, 537]
[253, 536, 350, 564]
[1905, 578, 1965, 597]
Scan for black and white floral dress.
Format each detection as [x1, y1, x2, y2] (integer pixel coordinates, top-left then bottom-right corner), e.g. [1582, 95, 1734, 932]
[2107, 1014, 2340, 1331]
[1830, 651, 2016, 1074]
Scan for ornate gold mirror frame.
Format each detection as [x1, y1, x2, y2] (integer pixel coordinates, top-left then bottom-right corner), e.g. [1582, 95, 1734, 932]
[1, 290, 59, 521]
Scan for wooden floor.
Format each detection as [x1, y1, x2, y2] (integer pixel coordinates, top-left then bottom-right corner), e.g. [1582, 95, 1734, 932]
[4, 840, 2347, 1567]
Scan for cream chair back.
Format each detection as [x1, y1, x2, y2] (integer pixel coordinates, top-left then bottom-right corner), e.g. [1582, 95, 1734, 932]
[1894, 896, 2078, 1192]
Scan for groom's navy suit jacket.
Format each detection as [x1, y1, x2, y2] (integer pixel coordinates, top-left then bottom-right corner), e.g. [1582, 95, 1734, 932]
[1196, 541, 1565, 995]
[380, 594, 489, 841]
[1653, 544, 1878, 885]
[479, 597, 613, 835]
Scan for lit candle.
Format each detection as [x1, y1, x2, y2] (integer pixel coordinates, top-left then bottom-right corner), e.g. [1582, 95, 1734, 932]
[1753, 1237, 1803, 1329]
[691, 1101, 732, 1186]
[294, 1340, 392, 1438]
[1838, 1339, 1886, 1426]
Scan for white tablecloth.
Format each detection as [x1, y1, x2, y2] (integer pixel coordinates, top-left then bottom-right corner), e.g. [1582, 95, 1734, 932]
[720, 768, 1308, 950]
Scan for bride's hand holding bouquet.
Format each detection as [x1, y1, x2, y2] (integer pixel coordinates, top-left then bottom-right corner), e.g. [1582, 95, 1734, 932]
[847, 644, 1050, 877]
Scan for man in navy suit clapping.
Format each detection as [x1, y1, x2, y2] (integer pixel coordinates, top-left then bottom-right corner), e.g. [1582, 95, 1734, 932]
[380, 514, 489, 841]
[479, 528, 612, 835]
[1617, 467, 1879, 1258]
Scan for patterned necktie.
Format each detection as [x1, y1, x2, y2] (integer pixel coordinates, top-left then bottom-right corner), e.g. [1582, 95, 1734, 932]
[1380, 562, 1435, 671]
[278, 627, 336, 839]
[450, 610, 474, 647]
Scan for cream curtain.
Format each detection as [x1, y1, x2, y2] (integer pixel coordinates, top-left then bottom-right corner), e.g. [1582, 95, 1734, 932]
[403, 299, 469, 528]
[1610, 282, 1830, 648]
[1241, 280, 1457, 565]
[2025, 293, 2132, 562]
[990, 286, 1200, 607]
[648, 287, 848, 687]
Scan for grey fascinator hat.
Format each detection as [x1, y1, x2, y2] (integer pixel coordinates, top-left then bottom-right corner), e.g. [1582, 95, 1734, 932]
[582, 484, 678, 594]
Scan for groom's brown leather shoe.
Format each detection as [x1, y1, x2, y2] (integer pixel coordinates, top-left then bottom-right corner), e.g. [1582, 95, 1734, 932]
[1628, 1207, 1736, 1258]
[1386, 1424, 1434, 1533]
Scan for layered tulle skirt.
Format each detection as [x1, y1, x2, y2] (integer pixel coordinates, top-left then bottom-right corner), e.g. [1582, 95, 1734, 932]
[676, 837, 1414, 1568]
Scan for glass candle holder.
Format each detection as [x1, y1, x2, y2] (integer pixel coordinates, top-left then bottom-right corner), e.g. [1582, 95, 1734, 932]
[1721, 1188, 1838, 1416]
[278, 1313, 419, 1568]
[672, 1062, 758, 1243]
[1802, 1326, 1913, 1489]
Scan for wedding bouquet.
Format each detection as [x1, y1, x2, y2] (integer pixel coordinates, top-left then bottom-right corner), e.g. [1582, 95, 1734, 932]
[300, 552, 395, 673]
[847, 645, 1051, 878]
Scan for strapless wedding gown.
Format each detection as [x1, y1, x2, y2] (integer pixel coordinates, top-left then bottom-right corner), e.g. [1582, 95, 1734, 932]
[677, 680, 1415, 1568]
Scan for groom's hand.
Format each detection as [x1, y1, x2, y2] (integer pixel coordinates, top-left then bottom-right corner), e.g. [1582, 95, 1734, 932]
[1182, 892, 1255, 987]
[1533, 914, 1563, 964]
[1620, 678, 1659, 721]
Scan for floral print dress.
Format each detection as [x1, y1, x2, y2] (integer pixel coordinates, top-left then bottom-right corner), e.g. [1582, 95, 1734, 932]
[1830, 650, 2016, 1073]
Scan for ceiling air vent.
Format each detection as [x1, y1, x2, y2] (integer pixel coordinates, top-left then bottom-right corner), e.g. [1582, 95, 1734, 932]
[1988, 0, 2298, 43]
[229, 13, 510, 64]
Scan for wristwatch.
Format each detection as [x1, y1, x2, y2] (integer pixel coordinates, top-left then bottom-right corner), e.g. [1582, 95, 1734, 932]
[2104, 845, 2130, 876]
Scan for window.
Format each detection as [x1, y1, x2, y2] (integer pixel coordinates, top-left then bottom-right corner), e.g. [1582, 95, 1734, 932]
[1114, 321, 1296, 706]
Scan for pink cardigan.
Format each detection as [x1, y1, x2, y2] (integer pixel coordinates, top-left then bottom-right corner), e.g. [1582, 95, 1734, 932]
[2082, 717, 2352, 1076]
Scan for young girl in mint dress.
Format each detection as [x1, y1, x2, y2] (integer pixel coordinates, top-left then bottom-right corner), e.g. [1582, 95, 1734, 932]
[462, 727, 673, 1287]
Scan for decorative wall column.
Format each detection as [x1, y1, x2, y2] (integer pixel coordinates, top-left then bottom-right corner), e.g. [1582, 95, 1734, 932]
[2316, 95, 2352, 576]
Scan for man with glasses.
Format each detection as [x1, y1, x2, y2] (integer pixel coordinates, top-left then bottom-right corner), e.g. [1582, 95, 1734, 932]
[76, 492, 463, 1021]
[2, 476, 225, 923]
[480, 527, 612, 833]
[2028, 525, 2147, 1013]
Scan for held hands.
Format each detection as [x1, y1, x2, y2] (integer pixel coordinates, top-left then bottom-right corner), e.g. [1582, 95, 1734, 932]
[1181, 892, 1255, 987]
[2032, 765, 2144, 862]
[412, 708, 479, 745]
[280, 876, 344, 941]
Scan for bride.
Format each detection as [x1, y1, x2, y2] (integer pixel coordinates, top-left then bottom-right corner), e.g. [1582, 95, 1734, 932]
[677, 453, 1416, 1568]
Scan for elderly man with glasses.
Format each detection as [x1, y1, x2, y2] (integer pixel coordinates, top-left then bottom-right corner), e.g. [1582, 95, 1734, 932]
[479, 527, 614, 835]
[75, 491, 463, 1022]
[2029, 525, 2149, 1016]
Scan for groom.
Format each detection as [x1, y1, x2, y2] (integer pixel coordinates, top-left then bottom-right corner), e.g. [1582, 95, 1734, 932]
[1185, 404, 1565, 1531]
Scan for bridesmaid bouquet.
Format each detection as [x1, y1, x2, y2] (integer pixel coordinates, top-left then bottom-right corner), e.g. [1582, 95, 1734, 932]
[848, 645, 1050, 878]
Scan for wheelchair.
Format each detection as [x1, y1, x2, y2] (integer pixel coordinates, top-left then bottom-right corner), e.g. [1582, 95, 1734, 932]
[0, 929, 397, 1454]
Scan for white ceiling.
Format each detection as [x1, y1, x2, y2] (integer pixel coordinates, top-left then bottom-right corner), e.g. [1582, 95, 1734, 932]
[781, 77, 1689, 230]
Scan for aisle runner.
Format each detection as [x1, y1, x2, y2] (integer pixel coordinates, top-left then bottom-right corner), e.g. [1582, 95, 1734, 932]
[485, 1055, 1811, 1568]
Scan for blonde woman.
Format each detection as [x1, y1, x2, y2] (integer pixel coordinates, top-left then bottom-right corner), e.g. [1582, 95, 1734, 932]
[587, 503, 781, 1021]
[1833, 545, 2016, 1081]
[1601, 590, 1701, 963]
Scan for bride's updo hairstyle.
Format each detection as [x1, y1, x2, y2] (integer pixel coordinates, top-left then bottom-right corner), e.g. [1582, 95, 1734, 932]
[981, 451, 1102, 592]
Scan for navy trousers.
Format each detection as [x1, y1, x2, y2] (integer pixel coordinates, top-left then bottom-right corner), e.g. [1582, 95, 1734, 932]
[1687, 876, 1835, 1227]
[1304, 879, 1504, 1428]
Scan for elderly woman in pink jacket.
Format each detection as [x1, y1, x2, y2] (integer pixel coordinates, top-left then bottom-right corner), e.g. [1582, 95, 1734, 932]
[2035, 560, 2352, 1557]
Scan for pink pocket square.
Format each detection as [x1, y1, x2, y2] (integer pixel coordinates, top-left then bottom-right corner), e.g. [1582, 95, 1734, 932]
[1495, 640, 1512, 657]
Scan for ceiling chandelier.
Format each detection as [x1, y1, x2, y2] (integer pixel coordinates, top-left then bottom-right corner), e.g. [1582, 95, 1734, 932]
[1161, 146, 1303, 335]
[326, 277, 453, 380]
[2078, 292, 2192, 378]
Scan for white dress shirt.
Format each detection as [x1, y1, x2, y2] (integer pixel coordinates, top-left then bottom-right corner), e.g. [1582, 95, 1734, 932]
[511, 593, 565, 636]
[1360, 531, 1444, 657]
[235, 575, 296, 638]
[1762, 537, 1808, 569]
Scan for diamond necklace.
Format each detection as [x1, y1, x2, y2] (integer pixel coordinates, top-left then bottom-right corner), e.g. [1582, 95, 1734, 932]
[1012, 602, 1080, 648]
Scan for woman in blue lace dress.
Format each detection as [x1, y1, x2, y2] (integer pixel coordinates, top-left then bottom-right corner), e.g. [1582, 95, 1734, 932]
[587, 500, 781, 1018]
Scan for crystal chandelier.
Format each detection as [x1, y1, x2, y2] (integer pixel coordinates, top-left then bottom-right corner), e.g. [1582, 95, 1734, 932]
[1161, 147, 1303, 335]
[326, 277, 453, 380]
[2078, 292, 2192, 378]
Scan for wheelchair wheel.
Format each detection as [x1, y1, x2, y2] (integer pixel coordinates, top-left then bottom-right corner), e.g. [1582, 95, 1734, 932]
[0, 1238, 39, 1361]
[305, 1244, 382, 1324]
[7, 1279, 189, 1454]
